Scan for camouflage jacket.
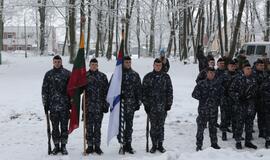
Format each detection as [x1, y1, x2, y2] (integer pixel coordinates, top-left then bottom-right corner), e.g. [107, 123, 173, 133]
[42, 66, 71, 112]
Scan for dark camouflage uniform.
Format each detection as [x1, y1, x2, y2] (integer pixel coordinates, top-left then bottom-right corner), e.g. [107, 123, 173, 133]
[192, 79, 223, 147]
[260, 75, 270, 141]
[229, 73, 257, 142]
[196, 50, 208, 72]
[252, 68, 267, 136]
[219, 70, 238, 132]
[142, 70, 173, 145]
[85, 70, 109, 147]
[42, 66, 71, 145]
[160, 58, 170, 73]
[196, 68, 208, 83]
[117, 68, 142, 144]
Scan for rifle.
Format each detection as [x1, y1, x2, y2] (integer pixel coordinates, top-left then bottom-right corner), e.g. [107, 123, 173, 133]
[45, 113, 52, 155]
[146, 115, 149, 152]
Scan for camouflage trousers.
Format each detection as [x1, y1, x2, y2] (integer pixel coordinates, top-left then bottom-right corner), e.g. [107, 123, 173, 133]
[50, 110, 69, 145]
[233, 103, 255, 142]
[264, 106, 270, 140]
[220, 97, 233, 132]
[255, 100, 266, 136]
[117, 111, 135, 144]
[149, 112, 167, 145]
[196, 112, 218, 147]
[86, 112, 103, 147]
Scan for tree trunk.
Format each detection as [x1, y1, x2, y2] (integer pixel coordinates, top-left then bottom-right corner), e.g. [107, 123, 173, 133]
[95, 0, 102, 57]
[136, 0, 141, 58]
[223, 0, 229, 53]
[0, 0, 4, 52]
[265, 0, 270, 41]
[86, 0, 92, 58]
[229, 0, 246, 58]
[125, 0, 135, 56]
[245, 1, 249, 42]
[68, 0, 76, 63]
[106, 0, 116, 60]
[38, 0, 47, 56]
[216, 0, 224, 56]
[149, 0, 156, 57]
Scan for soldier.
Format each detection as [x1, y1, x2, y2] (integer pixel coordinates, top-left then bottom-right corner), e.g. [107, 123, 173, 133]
[142, 58, 173, 153]
[196, 45, 208, 72]
[117, 56, 142, 154]
[84, 58, 109, 155]
[42, 55, 71, 155]
[220, 60, 238, 141]
[159, 48, 170, 73]
[236, 49, 247, 70]
[196, 57, 215, 83]
[192, 67, 222, 151]
[252, 59, 266, 138]
[229, 63, 257, 149]
[260, 71, 270, 148]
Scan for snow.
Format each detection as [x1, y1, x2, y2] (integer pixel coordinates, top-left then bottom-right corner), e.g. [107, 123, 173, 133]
[0, 52, 269, 160]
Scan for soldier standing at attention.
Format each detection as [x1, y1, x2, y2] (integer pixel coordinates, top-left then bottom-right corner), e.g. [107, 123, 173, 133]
[42, 55, 71, 155]
[142, 58, 173, 153]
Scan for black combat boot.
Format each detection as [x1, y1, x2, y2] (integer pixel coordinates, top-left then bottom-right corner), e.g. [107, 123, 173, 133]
[265, 141, 270, 149]
[95, 146, 103, 155]
[61, 144, 68, 155]
[157, 142, 166, 153]
[52, 144, 60, 155]
[211, 143, 221, 149]
[245, 141, 257, 149]
[150, 145, 157, 153]
[86, 145, 94, 154]
[222, 132, 227, 141]
[236, 142, 242, 149]
[196, 146, 202, 151]
[125, 143, 135, 154]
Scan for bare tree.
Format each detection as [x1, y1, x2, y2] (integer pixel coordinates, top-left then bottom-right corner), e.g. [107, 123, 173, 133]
[38, 0, 47, 56]
[125, 0, 136, 55]
[68, 0, 76, 63]
[265, 0, 270, 41]
[216, 0, 224, 56]
[106, 0, 116, 59]
[0, 0, 3, 53]
[86, 0, 92, 57]
[223, 0, 229, 53]
[149, 0, 157, 57]
[229, 0, 246, 58]
[136, 0, 141, 58]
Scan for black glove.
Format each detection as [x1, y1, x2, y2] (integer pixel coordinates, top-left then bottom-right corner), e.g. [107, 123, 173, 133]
[103, 102, 110, 113]
[165, 105, 171, 111]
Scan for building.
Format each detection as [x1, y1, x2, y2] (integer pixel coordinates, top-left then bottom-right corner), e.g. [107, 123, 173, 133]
[2, 26, 57, 54]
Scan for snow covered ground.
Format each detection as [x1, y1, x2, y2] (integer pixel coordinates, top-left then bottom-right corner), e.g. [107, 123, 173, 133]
[0, 52, 270, 160]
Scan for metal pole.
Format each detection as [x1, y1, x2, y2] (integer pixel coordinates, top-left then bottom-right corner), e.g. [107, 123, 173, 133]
[24, 13, 27, 58]
[118, 16, 126, 155]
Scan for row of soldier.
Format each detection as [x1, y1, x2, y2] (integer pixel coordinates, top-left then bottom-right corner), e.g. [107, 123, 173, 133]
[41, 52, 173, 156]
[193, 48, 270, 151]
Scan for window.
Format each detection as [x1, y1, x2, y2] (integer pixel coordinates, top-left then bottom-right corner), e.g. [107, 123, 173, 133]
[256, 45, 266, 55]
[246, 45, 255, 55]
[7, 34, 13, 39]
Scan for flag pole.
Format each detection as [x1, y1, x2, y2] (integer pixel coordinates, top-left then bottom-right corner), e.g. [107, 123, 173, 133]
[118, 17, 126, 155]
[83, 91, 87, 155]
[80, 14, 87, 156]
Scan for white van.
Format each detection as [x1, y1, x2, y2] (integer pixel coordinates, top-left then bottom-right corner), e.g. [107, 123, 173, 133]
[241, 42, 270, 64]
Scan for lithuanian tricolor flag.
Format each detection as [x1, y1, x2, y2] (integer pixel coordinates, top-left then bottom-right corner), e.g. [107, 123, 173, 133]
[67, 33, 87, 134]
